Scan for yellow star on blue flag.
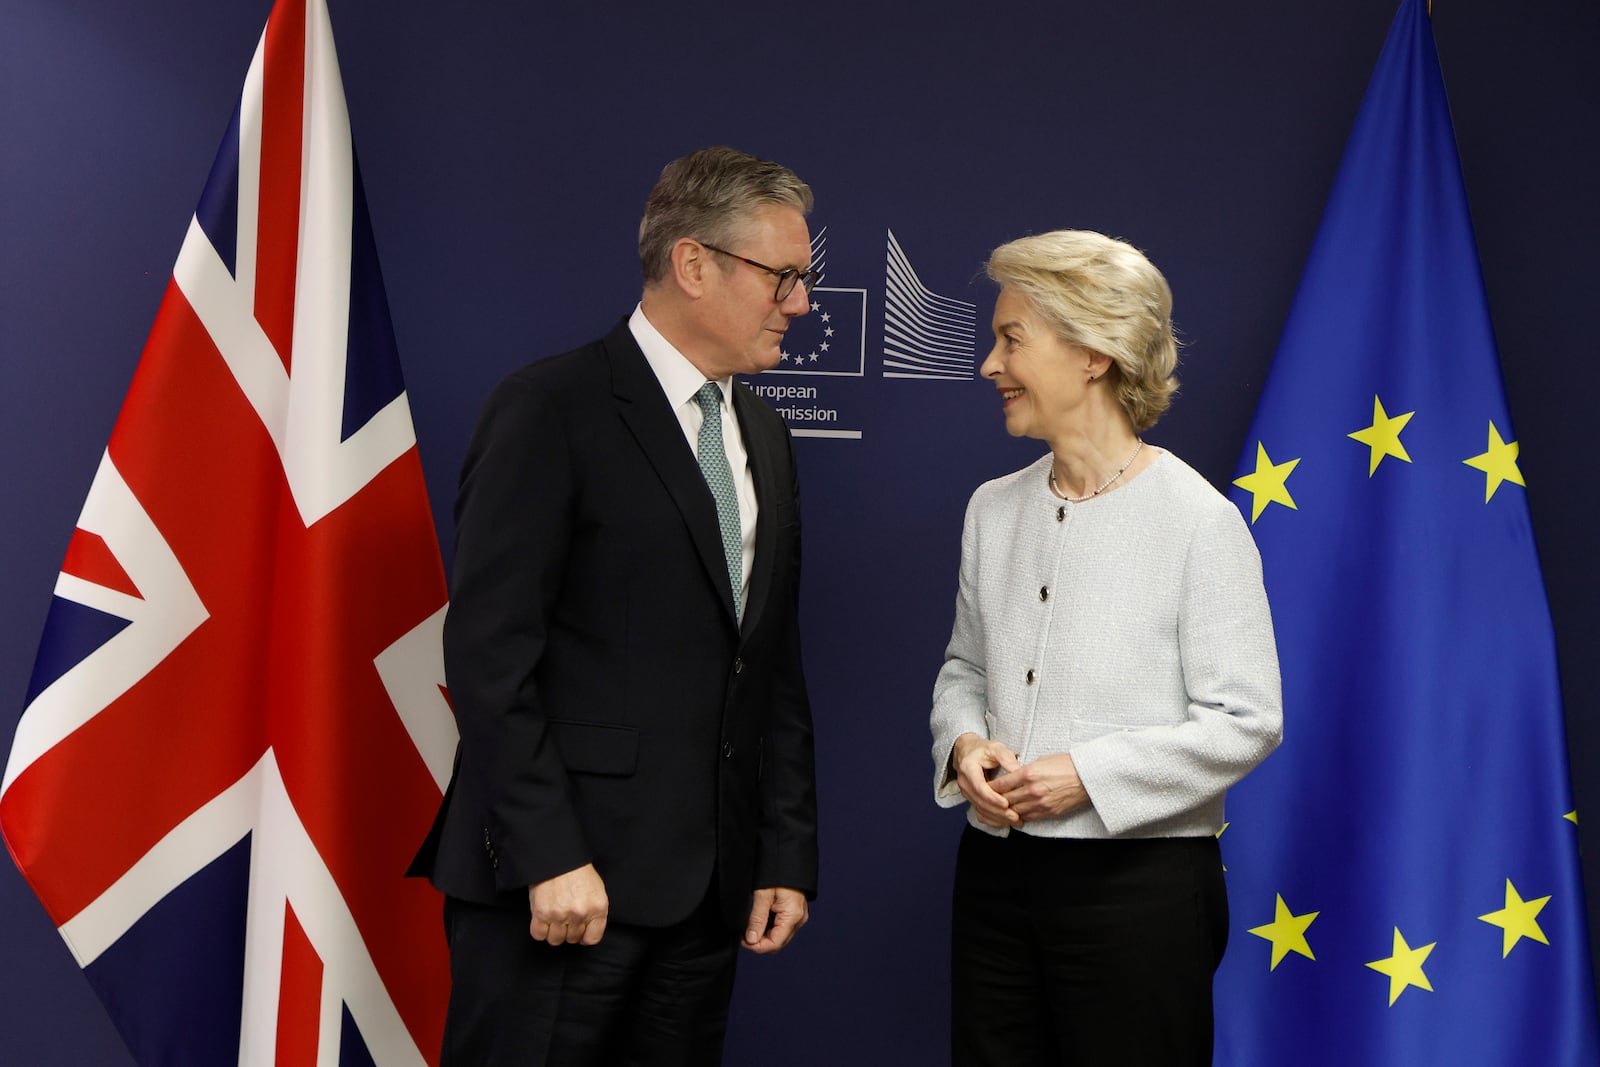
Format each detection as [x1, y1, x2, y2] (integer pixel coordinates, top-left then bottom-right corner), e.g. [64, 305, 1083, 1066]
[1247, 894, 1318, 970]
[1232, 443, 1299, 522]
[1477, 879, 1550, 957]
[1365, 927, 1436, 1006]
[1462, 420, 1525, 501]
[1348, 395, 1414, 475]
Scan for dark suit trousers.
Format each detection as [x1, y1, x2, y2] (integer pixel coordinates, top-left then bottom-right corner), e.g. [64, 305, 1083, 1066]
[441, 893, 739, 1067]
[951, 827, 1229, 1067]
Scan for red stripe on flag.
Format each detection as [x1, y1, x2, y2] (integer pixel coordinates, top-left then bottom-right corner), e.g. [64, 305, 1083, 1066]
[276, 903, 324, 1066]
[62, 528, 142, 600]
[256, 0, 307, 373]
[265, 446, 449, 1058]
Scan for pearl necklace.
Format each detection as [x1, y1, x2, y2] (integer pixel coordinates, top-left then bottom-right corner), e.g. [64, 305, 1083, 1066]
[1049, 439, 1145, 503]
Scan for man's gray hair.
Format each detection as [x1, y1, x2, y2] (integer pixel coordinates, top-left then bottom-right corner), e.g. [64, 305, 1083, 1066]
[639, 146, 813, 284]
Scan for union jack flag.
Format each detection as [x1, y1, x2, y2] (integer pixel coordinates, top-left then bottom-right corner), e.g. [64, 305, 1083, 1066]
[0, 1, 455, 1063]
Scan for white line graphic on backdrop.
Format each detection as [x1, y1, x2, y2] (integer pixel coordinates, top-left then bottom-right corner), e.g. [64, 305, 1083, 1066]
[809, 225, 829, 278]
[883, 229, 977, 380]
[771, 227, 866, 378]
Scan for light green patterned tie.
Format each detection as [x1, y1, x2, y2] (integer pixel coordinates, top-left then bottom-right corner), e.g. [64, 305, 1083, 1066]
[694, 382, 743, 620]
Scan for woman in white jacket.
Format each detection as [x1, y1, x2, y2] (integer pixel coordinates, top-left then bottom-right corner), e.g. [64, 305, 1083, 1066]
[930, 230, 1282, 1066]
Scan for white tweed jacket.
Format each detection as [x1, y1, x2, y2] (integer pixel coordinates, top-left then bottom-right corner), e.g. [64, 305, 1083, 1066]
[930, 448, 1282, 839]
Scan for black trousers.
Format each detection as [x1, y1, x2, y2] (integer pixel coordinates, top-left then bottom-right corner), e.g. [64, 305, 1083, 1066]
[951, 827, 1229, 1067]
[440, 891, 739, 1067]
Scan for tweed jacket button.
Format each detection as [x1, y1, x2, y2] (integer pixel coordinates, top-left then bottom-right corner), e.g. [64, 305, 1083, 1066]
[1025, 669, 1036, 685]
[1039, 586, 1050, 602]
[1056, 506, 1066, 522]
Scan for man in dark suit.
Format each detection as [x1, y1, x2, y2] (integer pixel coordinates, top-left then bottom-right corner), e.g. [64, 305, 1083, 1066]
[411, 146, 820, 1065]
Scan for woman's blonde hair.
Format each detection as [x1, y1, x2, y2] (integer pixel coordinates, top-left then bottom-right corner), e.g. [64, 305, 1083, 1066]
[986, 230, 1179, 431]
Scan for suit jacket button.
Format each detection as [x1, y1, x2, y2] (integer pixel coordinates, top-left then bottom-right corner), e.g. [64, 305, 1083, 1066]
[481, 828, 499, 868]
[723, 741, 736, 759]
[733, 657, 744, 674]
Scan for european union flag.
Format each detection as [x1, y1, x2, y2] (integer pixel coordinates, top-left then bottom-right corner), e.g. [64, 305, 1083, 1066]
[1213, 1, 1600, 1062]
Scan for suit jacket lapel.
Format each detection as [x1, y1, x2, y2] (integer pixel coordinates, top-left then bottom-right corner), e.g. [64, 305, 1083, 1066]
[603, 320, 740, 625]
[734, 383, 779, 637]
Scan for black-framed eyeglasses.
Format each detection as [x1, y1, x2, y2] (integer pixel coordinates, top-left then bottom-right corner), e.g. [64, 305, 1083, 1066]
[698, 241, 823, 302]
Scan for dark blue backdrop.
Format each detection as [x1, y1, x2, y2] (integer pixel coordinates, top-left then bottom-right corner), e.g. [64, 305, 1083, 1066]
[3, 1, 1597, 1063]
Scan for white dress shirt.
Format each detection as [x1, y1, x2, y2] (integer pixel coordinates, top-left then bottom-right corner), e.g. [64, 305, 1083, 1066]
[629, 305, 757, 617]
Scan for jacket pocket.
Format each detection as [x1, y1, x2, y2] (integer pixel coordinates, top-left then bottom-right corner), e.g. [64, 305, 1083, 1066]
[549, 720, 639, 777]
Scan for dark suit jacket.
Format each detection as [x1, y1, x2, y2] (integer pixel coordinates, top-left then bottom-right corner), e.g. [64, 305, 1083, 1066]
[412, 318, 818, 934]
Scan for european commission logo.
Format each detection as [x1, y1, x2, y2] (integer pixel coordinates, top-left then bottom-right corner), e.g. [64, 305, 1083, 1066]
[883, 229, 977, 381]
[748, 223, 980, 443]
[774, 227, 866, 377]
